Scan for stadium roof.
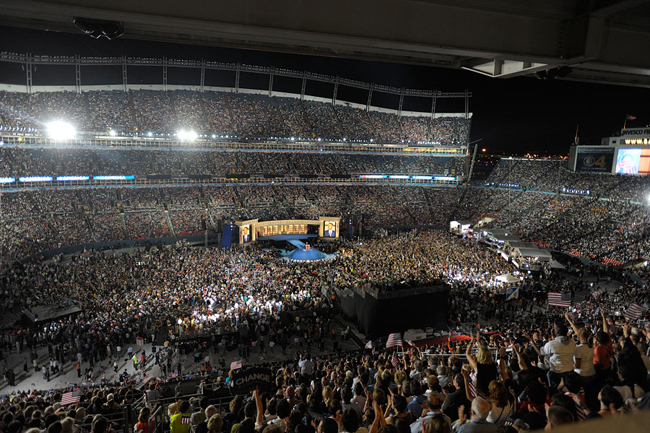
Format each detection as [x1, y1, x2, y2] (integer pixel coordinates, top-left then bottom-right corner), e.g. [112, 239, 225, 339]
[0, 0, 648, 88]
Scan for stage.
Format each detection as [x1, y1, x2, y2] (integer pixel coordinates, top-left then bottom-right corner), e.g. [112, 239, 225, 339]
[262, 237, 335, 262]
[258, 234, 319, 241]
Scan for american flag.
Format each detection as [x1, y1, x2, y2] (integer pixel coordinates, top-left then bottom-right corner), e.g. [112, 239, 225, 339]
[591, 287, 606, 300]
[391, 355, 399, 368]
[365, 341, 373, 349]
[61, 390, 81, 406]
[548, 292, 571, 308]
[386, 333, 403, 348]
[624, 303, 647, 321]
[230, 360, 242, 370]
[467, 380, 477, 398]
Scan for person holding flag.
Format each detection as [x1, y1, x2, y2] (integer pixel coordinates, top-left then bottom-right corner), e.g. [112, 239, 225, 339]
[386, 333, 403, 349]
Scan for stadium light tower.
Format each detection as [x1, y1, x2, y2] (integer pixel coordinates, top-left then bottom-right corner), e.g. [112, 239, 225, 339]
[177, 130, 198, 142]
[46, 121, 76, 140]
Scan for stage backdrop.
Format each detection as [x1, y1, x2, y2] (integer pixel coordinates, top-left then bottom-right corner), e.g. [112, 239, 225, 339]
[338, 284, 449, 339]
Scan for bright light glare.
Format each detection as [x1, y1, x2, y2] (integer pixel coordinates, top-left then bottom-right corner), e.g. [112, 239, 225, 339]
[177, 130, 198, 141]
[47, 121, 76, 140]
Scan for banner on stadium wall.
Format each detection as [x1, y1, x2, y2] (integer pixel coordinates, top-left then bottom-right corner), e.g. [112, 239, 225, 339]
[575, 147, 614, 173]
[230, 367, 274, 393]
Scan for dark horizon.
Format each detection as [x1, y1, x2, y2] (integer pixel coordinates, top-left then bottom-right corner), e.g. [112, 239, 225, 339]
[0, 26, 648, 155]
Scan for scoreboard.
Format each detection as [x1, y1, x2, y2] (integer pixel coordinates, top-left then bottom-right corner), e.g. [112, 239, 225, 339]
[574, 147, 615, 173]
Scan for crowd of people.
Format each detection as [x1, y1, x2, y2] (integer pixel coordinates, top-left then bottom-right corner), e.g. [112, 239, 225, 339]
[2, 65, 650, 433]
[0, 230, 649, 433]
[0, 147, 465, 178]
[0, 183, 466, 264]
[0, 90, 470, 145]
[486, 157, 650, 203]
[471, 158, 650, 265]
[3, 153, 650, 266]
[0, 161, 649, 433]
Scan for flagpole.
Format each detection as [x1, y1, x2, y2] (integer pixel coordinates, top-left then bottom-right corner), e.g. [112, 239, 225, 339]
[623, 116, 627, 130]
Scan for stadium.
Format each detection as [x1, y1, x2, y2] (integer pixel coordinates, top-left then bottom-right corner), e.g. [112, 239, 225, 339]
[1, 2, 650, 433]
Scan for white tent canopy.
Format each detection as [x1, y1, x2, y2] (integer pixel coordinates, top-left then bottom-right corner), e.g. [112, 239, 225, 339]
[514, 248, 552, 260]
[450, 220, 472, 235]
[495, 274, 520, 284]
[550, 259, 566, 269]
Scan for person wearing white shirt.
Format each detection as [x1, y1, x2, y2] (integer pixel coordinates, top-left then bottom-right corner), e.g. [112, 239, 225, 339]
[541, 323, 576, 389]
[298, 353, 314, 375]
[565, 313, 598, 411]
[410, 392, 451, 433]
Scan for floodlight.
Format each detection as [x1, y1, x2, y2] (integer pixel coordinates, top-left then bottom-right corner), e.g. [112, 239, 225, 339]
[177, 130, 198, 141]
[46, 121, 76, 140]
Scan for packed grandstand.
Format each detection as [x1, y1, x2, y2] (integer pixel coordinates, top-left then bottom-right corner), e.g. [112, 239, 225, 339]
[0, 90, 469, 145]
[1, 88, 650, 433]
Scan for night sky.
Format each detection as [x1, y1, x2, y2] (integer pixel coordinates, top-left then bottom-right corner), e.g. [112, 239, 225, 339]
[0, 26, 648, 155]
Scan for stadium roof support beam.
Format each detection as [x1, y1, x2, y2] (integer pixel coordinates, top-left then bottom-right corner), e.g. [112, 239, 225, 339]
[162, 56, 168, 91]
[431, 94, 437, 119]
[268, 66, 274, 97]
[200, 60, 205, 92]
[75, 55, 81, 94]
[122, 56, 128, 92]
[460, 59, 550, 79]
[25, 53, 33, 94]
[332, 77, 339, 105]
[235, 63, 240, 94]
[0, 0, 648, 87]
[0, 52, 472, 99]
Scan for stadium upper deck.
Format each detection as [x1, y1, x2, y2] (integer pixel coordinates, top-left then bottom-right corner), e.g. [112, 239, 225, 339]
[0, 89, 469, 145]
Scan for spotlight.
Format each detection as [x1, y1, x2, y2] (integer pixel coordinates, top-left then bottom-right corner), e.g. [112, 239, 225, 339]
[46, 121, 76, 140]
[177, 130, 198, 142]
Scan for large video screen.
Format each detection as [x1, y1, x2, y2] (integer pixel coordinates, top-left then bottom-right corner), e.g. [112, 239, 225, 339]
[615, 148, 650, 175]
[575, 147, 614, 173]
[240, 225, 251, 243]
[323, 220, 337, 238]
